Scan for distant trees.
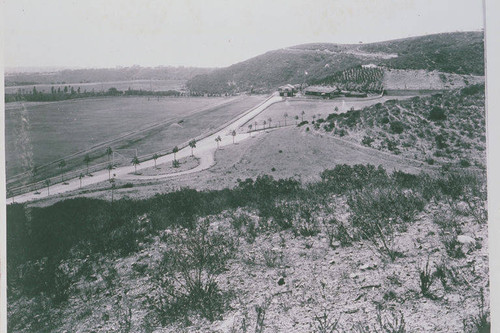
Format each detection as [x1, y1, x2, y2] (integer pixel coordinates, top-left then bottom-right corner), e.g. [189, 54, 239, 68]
[83, 154, 91, 175]
[268, 118, 272, 128]
[58, 160, 66, 182]
[215, 136, 222, 149]
[248, 124, 253, 136]
[231, 130, 237, 144]
[131, 156, 140, 174]
[263, 120, 267, 129]
[189, 140, 197, 156]
[294, 115, 299, 124]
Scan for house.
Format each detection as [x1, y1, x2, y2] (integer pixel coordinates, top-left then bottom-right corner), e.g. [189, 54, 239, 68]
[304, 86, 341, 98]
[278, 84, 296, 97]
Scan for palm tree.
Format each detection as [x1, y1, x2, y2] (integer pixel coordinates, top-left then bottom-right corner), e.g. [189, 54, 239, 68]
[83, 154, 91, 175]
[45, 179, 51, 195]
[301, 110, 305, 122]
[153, 153, 159, 168]
[173, 146, 179, 161]
[254, 121, 258, 130]
[58, 159, 66, 182]
[31, 165, 38, 180]
[231, 130, 237, 144]
[106, 163, 113, 179]
[79, 173, 84, 188]
[263, 120, 267, 129]
[106, 146, 113, 162]
[109, 178, 116, 202]
[284, 112, 288, 126]
[268, 118, 272, 128]
[294, 115, 299, 124]
[189, 139, 197, 156]
[215, 135, 222, 149]
[131, 156, 140, 174]
[248, 124, 253, 136]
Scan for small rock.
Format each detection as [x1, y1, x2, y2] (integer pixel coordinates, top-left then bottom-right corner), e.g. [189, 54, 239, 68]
[349, 273, 359, 279]
[457, 235, 475, 245]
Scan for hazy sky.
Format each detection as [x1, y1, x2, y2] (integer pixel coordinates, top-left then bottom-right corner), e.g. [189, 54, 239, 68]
[4, 0, 484, 69]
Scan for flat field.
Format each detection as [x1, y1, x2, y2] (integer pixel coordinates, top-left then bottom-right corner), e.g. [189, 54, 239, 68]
[6, 95, 265, 180]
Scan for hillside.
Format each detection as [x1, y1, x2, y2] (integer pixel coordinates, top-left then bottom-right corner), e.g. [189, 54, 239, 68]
[7, 165, 488, 332]
[186, 31, 484, 94]
[308, 84, 486, 170]
[4, 66, 214, 86]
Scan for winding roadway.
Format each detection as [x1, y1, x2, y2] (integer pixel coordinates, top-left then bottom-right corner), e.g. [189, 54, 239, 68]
[10, 94, 283, 204]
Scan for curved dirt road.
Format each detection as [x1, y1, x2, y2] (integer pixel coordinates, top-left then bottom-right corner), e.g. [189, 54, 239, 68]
[10, 94, 283, 204]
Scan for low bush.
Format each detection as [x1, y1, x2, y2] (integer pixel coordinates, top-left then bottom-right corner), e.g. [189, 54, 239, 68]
[147, 219, 236, 324]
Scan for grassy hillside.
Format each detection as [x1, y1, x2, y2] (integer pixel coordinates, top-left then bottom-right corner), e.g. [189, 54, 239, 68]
[309, 84, 486, 169]
[187, 31, 484, 94]
[7, 165, 488, 332]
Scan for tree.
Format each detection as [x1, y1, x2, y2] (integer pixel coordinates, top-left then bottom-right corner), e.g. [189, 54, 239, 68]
[263, 120, 267, 129]
[248, 124, 253, 136]
[301, 110, 305, 122]
[109, 178, 116, 202]
[189, 139, 197, 156]
[45, 179, 51, 195]
[215, 135, 222, 149]
[83, 154, 91, 175]
[106, 147, 113, 162]
[78, 173, 84, 188]
[254, 121, 258, 130]
[106, 163, 113, 180]
[131, 156, 140, 174]
[268, 118, 272, 128]
[231, 130, 237, 144]
[58, 160, 67, 182]
[284, 112, 288, 126]
[153, 153, 159, 168]
[173, 146, 179, 161]
[294, 115, 299, 124]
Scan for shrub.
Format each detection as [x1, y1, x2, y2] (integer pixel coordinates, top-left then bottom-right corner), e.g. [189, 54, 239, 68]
[297, 120, 309, 127]
[147, 219, 235, 324]
[460, 159, 471, 168]
[429, 106, 447, 121]
[419, 259, 434, 298]
[390, 121, 404, 134]
[362, 136, 375, 147]
[463, 288, 490, 332]
[348, 187, 424, 261]
[442, 234, 466, 259]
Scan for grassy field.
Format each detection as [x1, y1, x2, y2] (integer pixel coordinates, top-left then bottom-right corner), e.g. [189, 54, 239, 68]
[5, 79, 186, 94]
[6, 95, 265, 183]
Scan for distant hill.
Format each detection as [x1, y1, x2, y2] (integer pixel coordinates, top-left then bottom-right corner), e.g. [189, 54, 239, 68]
[186, 31, 484, 94]
[5, 66, 214, 86]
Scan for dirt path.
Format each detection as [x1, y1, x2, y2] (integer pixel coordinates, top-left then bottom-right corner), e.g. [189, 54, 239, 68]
[10, 94, 283, 204]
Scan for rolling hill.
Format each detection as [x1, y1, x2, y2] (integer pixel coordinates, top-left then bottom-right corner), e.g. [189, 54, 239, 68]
[186, 31, 484, 94]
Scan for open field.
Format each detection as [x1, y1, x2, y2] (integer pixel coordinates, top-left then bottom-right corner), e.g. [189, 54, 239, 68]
[5, 79, 186, 94]
[6, 95, 265, 182]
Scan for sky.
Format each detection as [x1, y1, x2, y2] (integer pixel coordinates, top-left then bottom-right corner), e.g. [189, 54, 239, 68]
[4, 0, 485, 69]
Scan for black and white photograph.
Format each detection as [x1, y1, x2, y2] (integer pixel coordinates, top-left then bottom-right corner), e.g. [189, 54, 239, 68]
[1, 0, 496, 331]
